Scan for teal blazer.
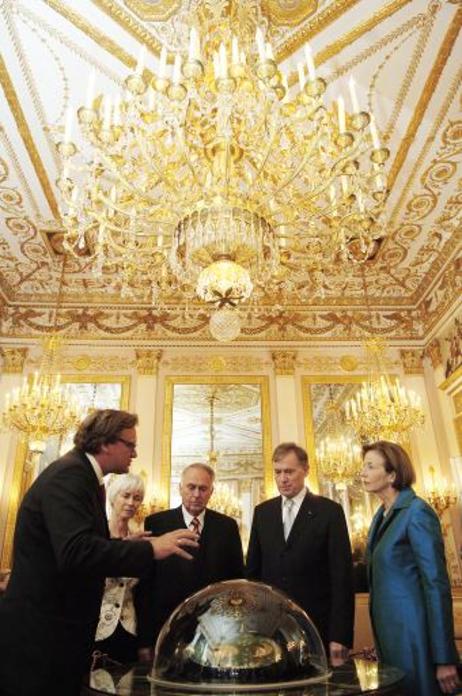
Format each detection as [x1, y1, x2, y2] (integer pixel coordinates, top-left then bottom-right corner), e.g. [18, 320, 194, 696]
[366, 487, 458, 696]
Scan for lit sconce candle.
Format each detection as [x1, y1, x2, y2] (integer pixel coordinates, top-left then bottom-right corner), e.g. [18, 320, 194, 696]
[341, 175, 349, 195]
[64, 105, 73, 143]
[157, 234, 163, 248]
[329, 185, 337, 215]
[213, 51, 220, 81]
[146, 86, 155, 110]
[369, 115, 381, 149]
[303, 43, 316, 82]
[345, 400, 351, 420]
[231, 35, 240, 65]
[69, 185, 79, 215]
[337, 96, 346, 133]
[265, 41, 274, 60]
[219, 42, 228, 79]
[348, 77, 360, 113]
[172, 53, 182, 84]
[136, 44, 147, 75]
[357, 190, 365, 213]
[85, 70, 96, 109]
[297, 62, 305, 91]
[188, 26, 199, 62]
[240, 50, 246, 65]
[255, 27, 266, 62]
[158, 46, 167, 79]
[113, 94, 121, 124]
[281, 72, 289, 102]
[351, 400, 357, 418]
[102, 95, 112, 130]
[109, 185, 117, 214]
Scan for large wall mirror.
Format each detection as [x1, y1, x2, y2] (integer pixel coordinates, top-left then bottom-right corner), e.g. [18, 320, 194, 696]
[37, 375, 130, 473]
[1, 375, 130, 567]
[302, 376, 377, 570]
[161, 376, 272, 547]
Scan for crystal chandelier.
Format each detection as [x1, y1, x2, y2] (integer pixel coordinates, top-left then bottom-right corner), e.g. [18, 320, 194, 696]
[210, 482, 242, 519]
[344, 338, 425, 443]
[316, 390, 361, 487]
[0, 335, 83, 453]
[56, 0, 390, 334]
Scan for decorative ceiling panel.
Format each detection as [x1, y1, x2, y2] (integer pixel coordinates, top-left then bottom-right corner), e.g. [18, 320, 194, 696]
[0, 0, 461, 343]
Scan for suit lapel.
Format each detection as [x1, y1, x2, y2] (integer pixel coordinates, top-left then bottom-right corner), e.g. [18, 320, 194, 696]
[175, 506, 188, 529]
[368, 488, 416, 556]
[286, 492, 316, 544]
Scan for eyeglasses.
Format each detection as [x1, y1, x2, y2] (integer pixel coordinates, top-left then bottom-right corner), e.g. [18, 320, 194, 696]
[116, 437, 137, 452]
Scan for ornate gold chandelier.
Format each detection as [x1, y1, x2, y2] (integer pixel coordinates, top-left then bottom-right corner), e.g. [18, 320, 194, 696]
[0, 335, 83, 453]
[344, 338, 425, 443]
[56, 0, 389, 336]
[316, 391, 361, 487]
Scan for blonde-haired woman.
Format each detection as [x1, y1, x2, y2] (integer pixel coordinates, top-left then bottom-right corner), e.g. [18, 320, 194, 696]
[94, 473, 154, 663]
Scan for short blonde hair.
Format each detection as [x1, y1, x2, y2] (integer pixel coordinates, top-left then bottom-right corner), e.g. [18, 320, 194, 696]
[106, 473, 145, 507]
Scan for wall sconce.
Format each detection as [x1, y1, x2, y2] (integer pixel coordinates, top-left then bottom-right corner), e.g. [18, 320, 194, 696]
[424, 465, 458, 519]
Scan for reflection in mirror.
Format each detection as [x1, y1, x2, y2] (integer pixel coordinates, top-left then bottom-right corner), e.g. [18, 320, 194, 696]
[303, 377, 379, 590]
[37, 376, 130, 475]
[163, 377, 272, 550]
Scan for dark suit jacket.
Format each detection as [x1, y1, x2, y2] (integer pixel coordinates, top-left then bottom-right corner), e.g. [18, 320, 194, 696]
[246, 492, 354, 649]
[142, 506, 244, 643]
[0, 448, 154, 696]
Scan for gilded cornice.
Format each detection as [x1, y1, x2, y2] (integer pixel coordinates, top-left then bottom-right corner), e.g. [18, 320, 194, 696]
[0, 55, 59, 218]
[162, 355, 271, 373]
[0, 303, 425, 341]
[388, 6, 462, 190]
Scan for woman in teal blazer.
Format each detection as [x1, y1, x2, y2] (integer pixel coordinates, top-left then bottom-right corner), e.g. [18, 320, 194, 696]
[361, 440, 459, 695]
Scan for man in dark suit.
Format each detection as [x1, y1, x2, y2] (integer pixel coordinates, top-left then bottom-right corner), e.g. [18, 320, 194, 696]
[142, 463, 244, 643]
[0, 409, 197, 696]
[246, 442, 354, 663]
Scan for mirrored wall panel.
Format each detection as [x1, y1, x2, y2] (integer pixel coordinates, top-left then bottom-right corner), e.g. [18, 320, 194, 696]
[303, 376, 377, 567]
[162, 376, 272, 548]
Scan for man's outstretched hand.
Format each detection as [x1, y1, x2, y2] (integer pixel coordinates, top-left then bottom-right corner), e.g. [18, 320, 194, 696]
[149, 529, 199, 560]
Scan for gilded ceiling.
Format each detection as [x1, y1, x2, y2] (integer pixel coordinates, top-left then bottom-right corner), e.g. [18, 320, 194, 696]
[0, 0, 461, 344]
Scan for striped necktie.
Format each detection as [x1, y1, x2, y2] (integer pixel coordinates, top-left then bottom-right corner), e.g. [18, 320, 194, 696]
[190, 517, 201, 536]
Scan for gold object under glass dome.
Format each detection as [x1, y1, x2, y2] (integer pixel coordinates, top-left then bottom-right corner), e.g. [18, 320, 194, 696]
[150, 579, 329, 692]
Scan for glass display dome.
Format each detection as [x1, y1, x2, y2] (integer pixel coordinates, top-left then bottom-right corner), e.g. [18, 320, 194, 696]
[150, 579, 330, 692]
